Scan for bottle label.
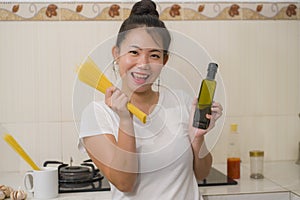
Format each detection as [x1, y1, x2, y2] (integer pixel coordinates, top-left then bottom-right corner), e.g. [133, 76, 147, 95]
[193, 106, 211, 129]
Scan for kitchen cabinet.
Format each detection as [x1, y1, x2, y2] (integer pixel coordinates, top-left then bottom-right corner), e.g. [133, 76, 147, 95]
[204, 192, 290, 200]
[291, 193, 300, 200]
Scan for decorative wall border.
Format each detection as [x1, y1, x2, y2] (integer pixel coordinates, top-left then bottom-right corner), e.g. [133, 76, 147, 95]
[0, 2, 299, 21]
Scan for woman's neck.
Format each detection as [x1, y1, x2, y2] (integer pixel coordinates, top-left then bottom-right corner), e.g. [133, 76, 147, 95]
[130, 90, 159, 115]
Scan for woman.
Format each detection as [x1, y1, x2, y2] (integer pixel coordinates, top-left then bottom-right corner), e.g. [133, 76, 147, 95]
[80, 0, 223, 199]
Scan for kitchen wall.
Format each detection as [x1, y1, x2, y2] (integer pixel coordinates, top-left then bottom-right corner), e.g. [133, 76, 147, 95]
[0, 1, 299, 172]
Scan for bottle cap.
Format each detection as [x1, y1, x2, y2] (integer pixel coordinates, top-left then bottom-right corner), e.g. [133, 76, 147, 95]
[207, 63, 218, 80]
[249, 150, 264, 157]
[208, 63, 218, 71]
[230, 123, 238, 132]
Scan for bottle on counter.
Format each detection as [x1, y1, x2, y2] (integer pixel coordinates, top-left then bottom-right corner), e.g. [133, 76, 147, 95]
[227, 123, 241, 179]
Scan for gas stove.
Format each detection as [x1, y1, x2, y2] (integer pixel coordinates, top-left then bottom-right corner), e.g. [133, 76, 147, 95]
[43, 159, 110, 193]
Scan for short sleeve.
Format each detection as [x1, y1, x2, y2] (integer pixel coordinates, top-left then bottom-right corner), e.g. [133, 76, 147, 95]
[78, 101, 119, 152]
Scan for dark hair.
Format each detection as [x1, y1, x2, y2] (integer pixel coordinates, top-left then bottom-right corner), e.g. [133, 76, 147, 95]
[116, 0, 171, 55]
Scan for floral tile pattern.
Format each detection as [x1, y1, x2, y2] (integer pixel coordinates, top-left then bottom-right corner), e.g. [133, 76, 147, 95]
[0, 2, 299, 21]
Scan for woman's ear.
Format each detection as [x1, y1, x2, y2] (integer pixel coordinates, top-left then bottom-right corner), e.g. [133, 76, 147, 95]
[112, 46, 120, 61]
[163, 54, 169, 65]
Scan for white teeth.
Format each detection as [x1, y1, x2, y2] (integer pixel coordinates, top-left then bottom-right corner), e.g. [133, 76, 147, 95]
[132, 72, 149, 79]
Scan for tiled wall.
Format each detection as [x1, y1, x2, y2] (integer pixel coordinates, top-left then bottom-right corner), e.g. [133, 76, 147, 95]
[0, 1, 299, 172]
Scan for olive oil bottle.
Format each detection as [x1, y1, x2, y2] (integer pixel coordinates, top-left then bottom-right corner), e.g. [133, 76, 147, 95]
[193, 63, 218, 129]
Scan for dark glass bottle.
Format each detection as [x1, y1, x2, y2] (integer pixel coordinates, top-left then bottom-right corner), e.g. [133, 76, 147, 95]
[193, 63, 218, 129]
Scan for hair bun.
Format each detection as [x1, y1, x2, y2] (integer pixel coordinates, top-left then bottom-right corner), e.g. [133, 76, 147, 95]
[130, 0, 159, 18]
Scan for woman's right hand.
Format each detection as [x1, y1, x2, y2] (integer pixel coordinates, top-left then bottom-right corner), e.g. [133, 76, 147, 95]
[105, 86, 132, 119]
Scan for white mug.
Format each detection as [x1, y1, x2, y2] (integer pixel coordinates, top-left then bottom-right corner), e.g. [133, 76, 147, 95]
[23, 167, 58, 199]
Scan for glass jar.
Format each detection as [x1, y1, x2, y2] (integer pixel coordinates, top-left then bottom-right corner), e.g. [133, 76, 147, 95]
[249, 150, 264, 179]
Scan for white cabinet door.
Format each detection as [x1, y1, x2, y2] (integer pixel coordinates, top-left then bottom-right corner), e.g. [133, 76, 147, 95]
[203, 192, 290, 200]
[291, 192, 300, 200]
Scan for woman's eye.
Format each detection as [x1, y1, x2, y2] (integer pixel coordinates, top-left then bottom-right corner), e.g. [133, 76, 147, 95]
[129, 50, 138, 55]
[151, 54, 161, 59]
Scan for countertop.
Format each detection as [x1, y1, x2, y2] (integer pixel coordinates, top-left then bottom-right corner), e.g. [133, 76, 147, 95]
[203, 160, 300, 197]
[0, 160, 299, 199]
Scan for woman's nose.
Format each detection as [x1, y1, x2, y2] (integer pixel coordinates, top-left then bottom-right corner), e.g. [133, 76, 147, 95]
[137, 54, 150, 69]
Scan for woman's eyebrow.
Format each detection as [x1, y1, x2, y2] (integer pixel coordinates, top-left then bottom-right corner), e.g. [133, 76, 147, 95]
[129, 45, 163, 53]
[129, 45, 142, 50]
[149, 49, 163, 53]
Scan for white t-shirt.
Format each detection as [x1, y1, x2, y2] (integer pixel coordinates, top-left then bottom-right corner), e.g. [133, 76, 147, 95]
[79, 88, 202, 200]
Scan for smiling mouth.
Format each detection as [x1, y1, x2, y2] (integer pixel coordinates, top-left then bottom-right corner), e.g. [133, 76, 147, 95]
[131, 72, 150, 80]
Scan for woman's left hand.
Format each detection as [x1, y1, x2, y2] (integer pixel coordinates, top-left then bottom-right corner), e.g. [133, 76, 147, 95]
[188, 98, 223, 141]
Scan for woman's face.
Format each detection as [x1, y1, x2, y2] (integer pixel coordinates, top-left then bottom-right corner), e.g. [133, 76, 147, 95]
[113, 28, 168, 94]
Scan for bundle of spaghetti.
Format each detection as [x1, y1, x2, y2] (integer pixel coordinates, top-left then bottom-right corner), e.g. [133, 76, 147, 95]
[77, 57, 113, 94]
[77, 57, 147, 124]
[3, 133, 40, 170]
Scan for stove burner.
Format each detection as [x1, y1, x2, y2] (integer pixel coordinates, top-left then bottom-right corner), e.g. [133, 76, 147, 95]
[60, 166, 94, 182]
[43, 159, 108, 193]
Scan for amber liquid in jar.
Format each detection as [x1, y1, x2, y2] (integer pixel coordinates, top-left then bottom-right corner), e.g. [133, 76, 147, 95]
[227, 157, 240, 179]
